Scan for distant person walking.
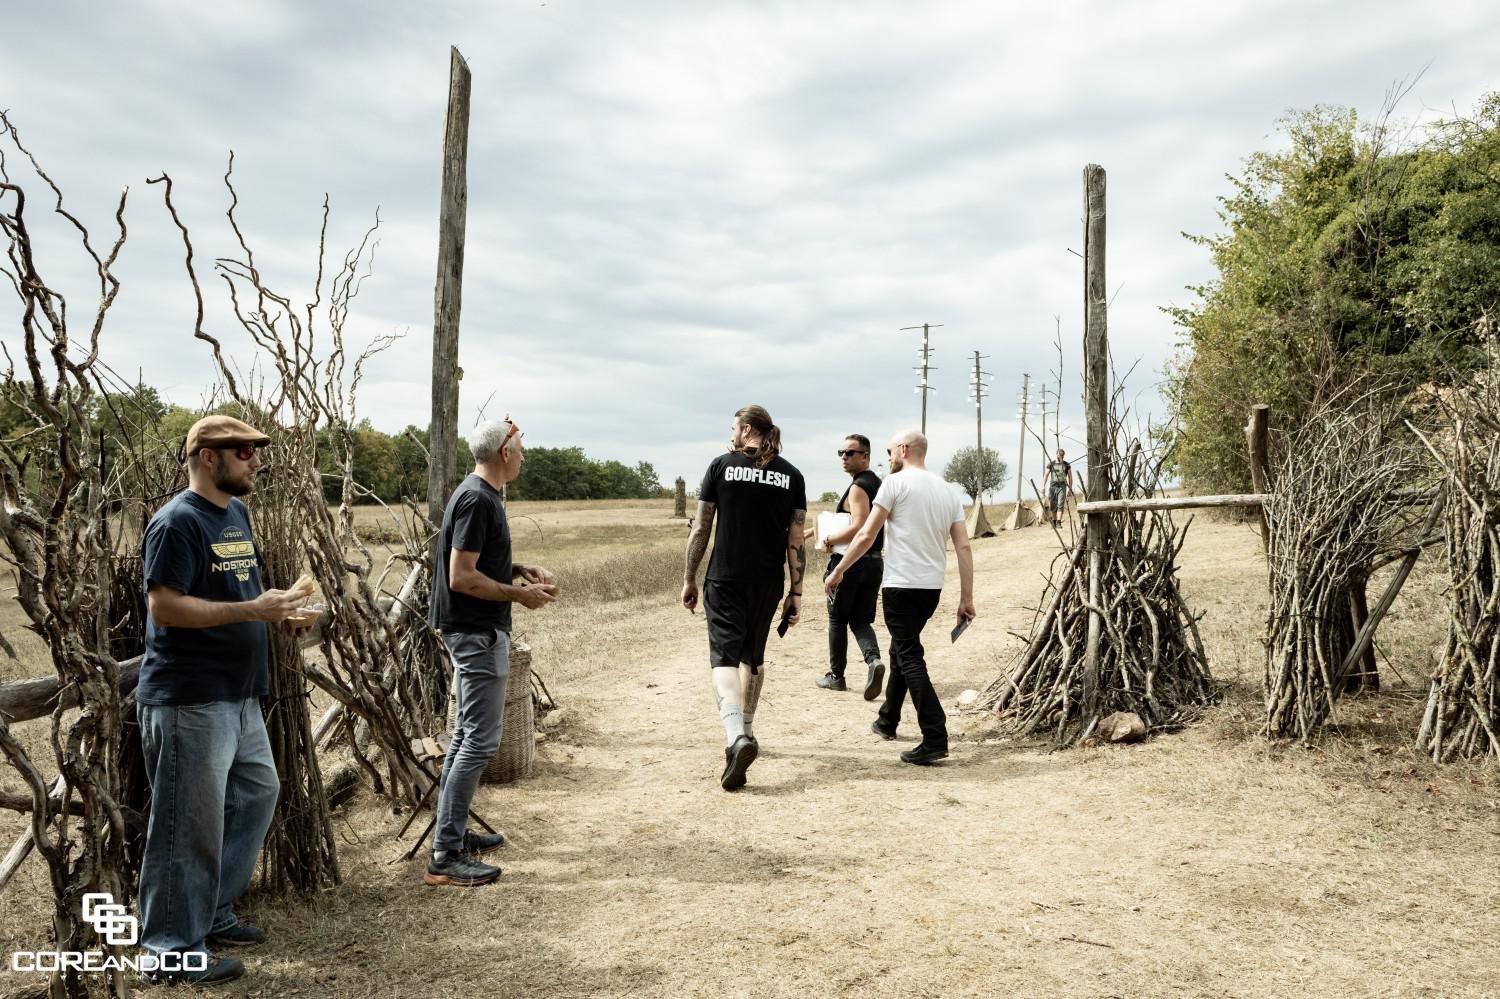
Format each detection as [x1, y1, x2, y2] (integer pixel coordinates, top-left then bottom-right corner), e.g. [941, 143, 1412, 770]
[826, 429, 975, 765]
[814, 434, 886, 700]
[682, 405, 807, 791]
[427, 418, 559, 887]
[1046, 448, 1074, 526]
[137, 415, 317, 986]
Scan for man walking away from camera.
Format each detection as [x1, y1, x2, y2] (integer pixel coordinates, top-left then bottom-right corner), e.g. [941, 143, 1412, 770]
[682, 405, 807, 791]
[826, 429, 975, 765]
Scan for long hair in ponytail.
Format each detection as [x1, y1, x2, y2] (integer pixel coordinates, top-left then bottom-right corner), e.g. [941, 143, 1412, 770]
[734, 404, 782, 469]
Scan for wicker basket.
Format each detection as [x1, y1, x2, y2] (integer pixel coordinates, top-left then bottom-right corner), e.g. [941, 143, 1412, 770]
[480, 638, 534, 784]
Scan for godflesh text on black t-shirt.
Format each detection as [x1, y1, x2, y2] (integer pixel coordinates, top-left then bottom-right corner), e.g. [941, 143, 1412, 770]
[698, 451, 807, 583]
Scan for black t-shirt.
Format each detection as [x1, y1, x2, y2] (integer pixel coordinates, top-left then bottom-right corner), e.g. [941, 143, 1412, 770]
[838, 469, 884, 554]
[429, 475, 513, 634]
[1048, 460, 1072, 487]
[699, 451, 807, 582]
[138, 490, 269, 705]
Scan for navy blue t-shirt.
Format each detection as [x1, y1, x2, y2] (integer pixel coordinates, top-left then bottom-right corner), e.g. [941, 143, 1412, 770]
[429, 474, 513, 634]
[138, 490, 269, 705]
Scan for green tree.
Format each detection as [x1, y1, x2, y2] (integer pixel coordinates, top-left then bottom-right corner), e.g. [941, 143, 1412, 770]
[943, 447, 1007, 501]
[819, 490, 840, 504]
[1167, 95, 1500, 493]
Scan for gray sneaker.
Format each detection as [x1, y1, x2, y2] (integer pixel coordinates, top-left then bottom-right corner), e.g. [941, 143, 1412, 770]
[425, 851, 501, 886]
[463, 830, 507, 856]
[815, 672, 847, 691]
[862, 661, 886, 701]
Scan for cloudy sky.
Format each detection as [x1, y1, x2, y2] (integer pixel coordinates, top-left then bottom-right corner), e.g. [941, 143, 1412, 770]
[3, 1, 1496, 499]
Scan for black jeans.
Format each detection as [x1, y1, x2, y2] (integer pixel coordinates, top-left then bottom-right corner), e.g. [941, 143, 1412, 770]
[825, 554, 882, 678]
[875, 587, 946, 749]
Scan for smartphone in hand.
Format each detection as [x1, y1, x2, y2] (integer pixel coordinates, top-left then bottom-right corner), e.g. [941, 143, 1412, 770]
[951, 616, 971, 643]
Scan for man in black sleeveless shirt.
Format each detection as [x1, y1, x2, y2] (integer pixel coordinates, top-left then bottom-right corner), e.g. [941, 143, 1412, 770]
[683, 405, 807, 791]
[815, 434, 886, 700]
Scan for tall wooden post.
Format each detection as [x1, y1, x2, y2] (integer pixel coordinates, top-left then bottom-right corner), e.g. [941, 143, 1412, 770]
[1245, 403, 1271, 553]
[1081, 164, 1109, 722]
[674, 477, 687, 518]
[428, 46, 472, 524]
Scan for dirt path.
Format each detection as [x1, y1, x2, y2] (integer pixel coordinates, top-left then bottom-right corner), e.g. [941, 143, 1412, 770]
[209, 520, 1493, 999]
[6, 520, 1495, 998]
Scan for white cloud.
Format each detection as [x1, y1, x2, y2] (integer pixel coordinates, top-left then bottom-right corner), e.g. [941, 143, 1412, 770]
[1, 0, 1496, 498]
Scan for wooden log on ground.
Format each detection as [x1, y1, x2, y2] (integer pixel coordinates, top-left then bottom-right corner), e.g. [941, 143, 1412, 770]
[0, 776, 64, 895]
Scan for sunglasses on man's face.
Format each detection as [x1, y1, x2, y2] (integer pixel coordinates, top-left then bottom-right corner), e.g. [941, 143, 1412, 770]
[216, 443, 259, 462]
[836, 449, 868, 458]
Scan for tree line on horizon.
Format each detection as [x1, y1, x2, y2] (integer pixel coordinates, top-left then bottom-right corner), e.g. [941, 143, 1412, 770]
[0, 383, 665, 504]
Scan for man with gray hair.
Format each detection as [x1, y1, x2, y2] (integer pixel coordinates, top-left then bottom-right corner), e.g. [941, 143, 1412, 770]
[425, 418, 558, 886]
[826, 429, 975, 765]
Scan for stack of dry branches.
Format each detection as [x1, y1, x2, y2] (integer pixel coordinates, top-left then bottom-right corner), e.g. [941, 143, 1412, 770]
[154, 162, 443, 809]
[1262, 387, 1428, 741]
[1418, 333, 1500, 761]
[980, 416, 1216, 743]
[0, 112, 134, 997]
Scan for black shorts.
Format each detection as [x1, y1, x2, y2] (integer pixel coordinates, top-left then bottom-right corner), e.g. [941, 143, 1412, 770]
[704, 577, 784, 672]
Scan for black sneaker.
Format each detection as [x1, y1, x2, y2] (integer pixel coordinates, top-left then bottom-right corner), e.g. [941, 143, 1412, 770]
[140, 955, 244, 986]
[206, 922, 266, 948]
[721, 735, 758, 791]
[900, 744, 949, 766]
[463, 830, 507, 856]
[815, 672, 847, 691]
[871, 719, 897, 741]
[862, 661, 886, 701]
[425, 851, 501, 886]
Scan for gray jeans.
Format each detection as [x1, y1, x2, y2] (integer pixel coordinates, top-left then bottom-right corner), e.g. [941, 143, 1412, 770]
[435, 627, 510, 854]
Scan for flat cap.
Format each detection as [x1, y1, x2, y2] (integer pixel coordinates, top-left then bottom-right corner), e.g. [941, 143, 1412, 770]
[183, 415, 272, 459]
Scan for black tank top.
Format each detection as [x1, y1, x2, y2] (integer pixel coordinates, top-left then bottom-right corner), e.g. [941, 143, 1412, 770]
[837, 469, 884, 553]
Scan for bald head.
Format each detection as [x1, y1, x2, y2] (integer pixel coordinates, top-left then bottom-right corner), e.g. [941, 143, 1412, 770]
[887, 428, 928, 471]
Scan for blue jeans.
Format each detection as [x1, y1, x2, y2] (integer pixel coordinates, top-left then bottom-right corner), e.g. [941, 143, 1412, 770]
[435, 628, 510, 854]
[136, 698, 279, 959]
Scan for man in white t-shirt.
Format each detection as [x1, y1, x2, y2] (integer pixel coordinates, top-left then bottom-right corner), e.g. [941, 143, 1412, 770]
[825, 429, 975, 764]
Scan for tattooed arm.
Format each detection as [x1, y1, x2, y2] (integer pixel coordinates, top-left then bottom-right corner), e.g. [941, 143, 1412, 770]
[782, 508, 806, 626]
[681, 501, 716, 613]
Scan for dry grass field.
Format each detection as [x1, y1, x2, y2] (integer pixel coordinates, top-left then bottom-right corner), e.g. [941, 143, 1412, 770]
[1, 498, 1497, 998]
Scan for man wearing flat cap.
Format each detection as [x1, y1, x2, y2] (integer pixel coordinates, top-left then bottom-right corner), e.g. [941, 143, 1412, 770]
[135, 415, 314, 986]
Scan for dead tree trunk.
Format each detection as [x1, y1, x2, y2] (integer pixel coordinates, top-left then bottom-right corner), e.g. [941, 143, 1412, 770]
[428, 46, 472, 526]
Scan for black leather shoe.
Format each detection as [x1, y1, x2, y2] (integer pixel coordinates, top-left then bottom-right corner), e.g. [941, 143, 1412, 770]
[862, 662, 886, 701]
[816, 672, 847, 691]
[900, 744, 949, 766]
[721, 735, 758, 790]
[871, 720, 897, 741]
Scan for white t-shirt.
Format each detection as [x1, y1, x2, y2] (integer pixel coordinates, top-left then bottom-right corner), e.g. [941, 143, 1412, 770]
[872, 467, 965, 589]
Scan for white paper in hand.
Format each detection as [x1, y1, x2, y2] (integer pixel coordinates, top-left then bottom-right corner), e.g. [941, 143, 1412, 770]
[817, 511, 853, 555]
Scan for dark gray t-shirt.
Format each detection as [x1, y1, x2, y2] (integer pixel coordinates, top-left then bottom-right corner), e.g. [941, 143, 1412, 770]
[138, 490, 269, 705]
[429, 475, 513, 634]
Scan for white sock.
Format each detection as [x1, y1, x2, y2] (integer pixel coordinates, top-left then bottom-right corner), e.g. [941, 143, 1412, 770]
[720, 700, 746, 746]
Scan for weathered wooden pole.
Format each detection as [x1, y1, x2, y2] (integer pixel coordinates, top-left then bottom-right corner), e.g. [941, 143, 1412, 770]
[428, 46, 472, 523]
[673, 477, 687, 518]
[1245, 404, 1271, 552]
[1081, 164, 1109, 722]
